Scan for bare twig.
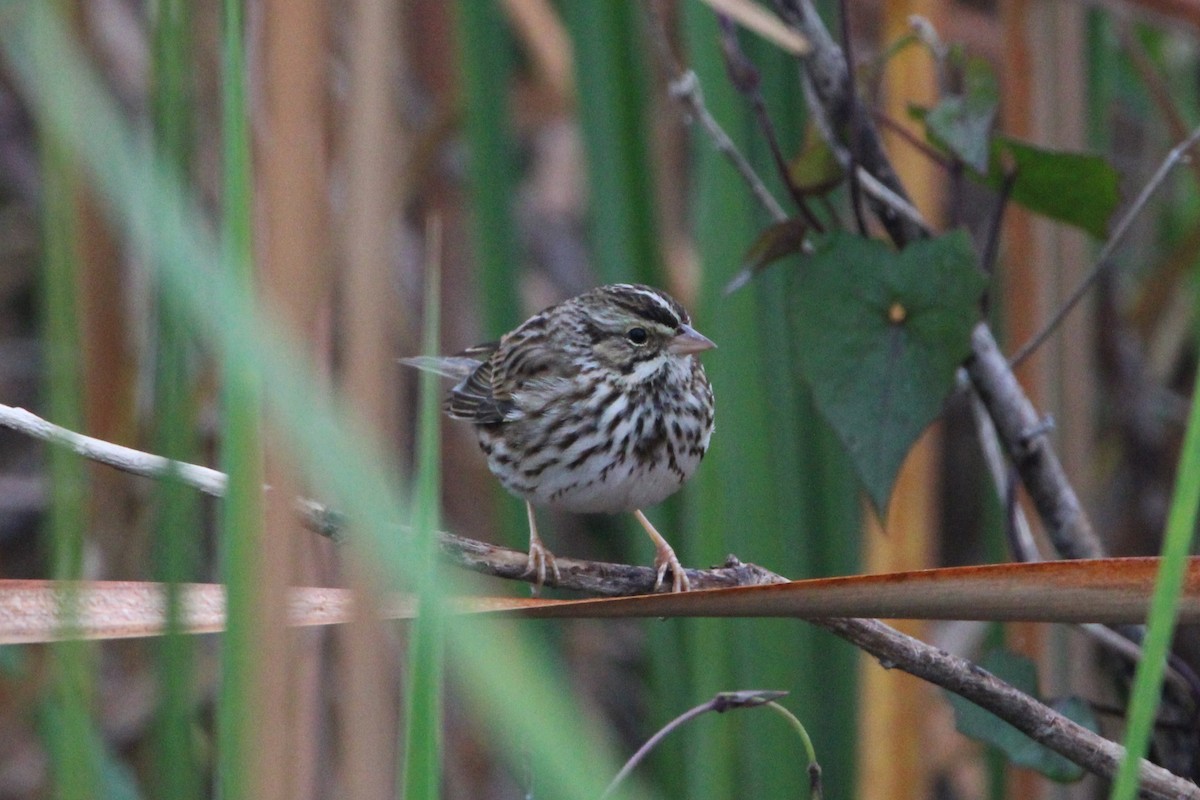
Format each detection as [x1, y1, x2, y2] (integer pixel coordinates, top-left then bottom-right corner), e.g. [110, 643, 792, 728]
[646, 5, 788, 224]
[0, 403, 783, 595]
[816, 616, 1199, 799]
[715, 15, 823, 231]
[964, 326, 1103, 559]
[979, 167, 1016, 279]
[1009, 123, 1200, 367]
[602, 691, 788, 798]
[853, 165, 928, 231]
[872, 110, 955, 169]
[668, 70, 789, 222]
[0, 403, 228, 495]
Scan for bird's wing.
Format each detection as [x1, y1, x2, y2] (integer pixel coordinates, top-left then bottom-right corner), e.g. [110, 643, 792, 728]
[445, 342, 518, 424]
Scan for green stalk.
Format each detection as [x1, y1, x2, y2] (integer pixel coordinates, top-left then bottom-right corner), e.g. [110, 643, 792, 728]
[672, 11, 861, 799]
[1109, 334, 1200, 797]
[401, 230, 445, 800]
[150, 1, 199, 796]
[745, 34, 859, 800]
[675, 9, 765, 798]
[560, 1, 659, 284]
[453, 0, 520, 338]
[452, 0, 525, 549]
[216, 2, 262, 800]
[34, 1, 94, 797]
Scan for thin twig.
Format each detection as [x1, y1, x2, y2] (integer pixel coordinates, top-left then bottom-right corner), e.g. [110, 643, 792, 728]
[1009, 123, 1200, 367]
[980, 167, 1015, 279]
[0, 404, 228, 495]
[0, 403, 782, 595]
[853, 166, 928, 231]
[602, 691, 787, 798]
[669, 70, 789, 224]
[838, 0, 868, 237]
[872, 110, 954, 169]
[715, 15, 823, 231]
[645, 4, 788, 224]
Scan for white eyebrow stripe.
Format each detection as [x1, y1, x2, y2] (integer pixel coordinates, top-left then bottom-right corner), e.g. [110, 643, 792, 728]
[627, 286, 676, 317]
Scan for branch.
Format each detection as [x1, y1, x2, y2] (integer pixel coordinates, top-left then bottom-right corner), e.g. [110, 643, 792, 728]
[963, 373, 1199, 710]
[0, 403, 781, 594]
[817, 616, 1199, 799]
[6, 404, 1197, 794]
[963, 326, 1104, 560]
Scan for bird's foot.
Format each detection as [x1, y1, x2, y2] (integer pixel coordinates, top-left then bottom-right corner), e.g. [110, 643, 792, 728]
[653, 543, 691, 593]
[523, 539, 561, 595]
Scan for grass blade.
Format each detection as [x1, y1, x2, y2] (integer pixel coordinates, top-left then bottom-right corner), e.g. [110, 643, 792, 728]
[150, 1, 200, 796]
[401, 221, 446, 800]
[1110, 341, 1200, 797]
[216, 2, 263, 799]
[34, 3, 95, 797]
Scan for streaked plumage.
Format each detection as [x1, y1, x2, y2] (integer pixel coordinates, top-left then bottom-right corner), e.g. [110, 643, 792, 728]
[404, 283, 715, 592]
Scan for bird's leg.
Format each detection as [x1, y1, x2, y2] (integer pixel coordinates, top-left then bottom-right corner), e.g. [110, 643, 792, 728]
[523, 501, 560, 593]
[633, 509, 691, 592]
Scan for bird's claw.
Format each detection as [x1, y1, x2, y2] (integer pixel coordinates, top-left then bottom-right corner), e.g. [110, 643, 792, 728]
[653, 548, 691, 593]
[523, 540, 561, 595]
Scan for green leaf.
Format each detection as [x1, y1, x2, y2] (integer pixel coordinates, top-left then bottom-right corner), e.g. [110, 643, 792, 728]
[788, 124, 844, 195]
[923, 57, 997, 173]
[989, 137, 1120, 240]
[947, 649, 1099, 783]
[792, 230, 985, 514]
[912, 72, 1120, 240]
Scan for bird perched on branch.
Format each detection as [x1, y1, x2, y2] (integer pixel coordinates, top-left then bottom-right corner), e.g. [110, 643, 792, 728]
[403, 283, 716, 592]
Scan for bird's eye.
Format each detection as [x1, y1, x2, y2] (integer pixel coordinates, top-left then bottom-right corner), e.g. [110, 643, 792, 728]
[625, 327, 649, 345]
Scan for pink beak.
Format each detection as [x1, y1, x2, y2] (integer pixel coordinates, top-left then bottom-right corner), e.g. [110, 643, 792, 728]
[668, 323, 717, 355]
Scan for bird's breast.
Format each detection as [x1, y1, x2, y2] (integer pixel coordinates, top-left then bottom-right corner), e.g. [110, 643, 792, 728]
[476, 365, 713, 514]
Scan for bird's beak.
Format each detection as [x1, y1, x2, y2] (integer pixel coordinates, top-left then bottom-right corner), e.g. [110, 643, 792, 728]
[668, 324, 716, 355]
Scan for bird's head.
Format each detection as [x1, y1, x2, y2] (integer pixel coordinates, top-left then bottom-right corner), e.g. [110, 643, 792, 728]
[574, 284, 715, 382]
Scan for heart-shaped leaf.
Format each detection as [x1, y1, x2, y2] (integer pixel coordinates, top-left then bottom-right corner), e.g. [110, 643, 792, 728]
[947, 648, 1099, 782]
[792, 230, 985, 514]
